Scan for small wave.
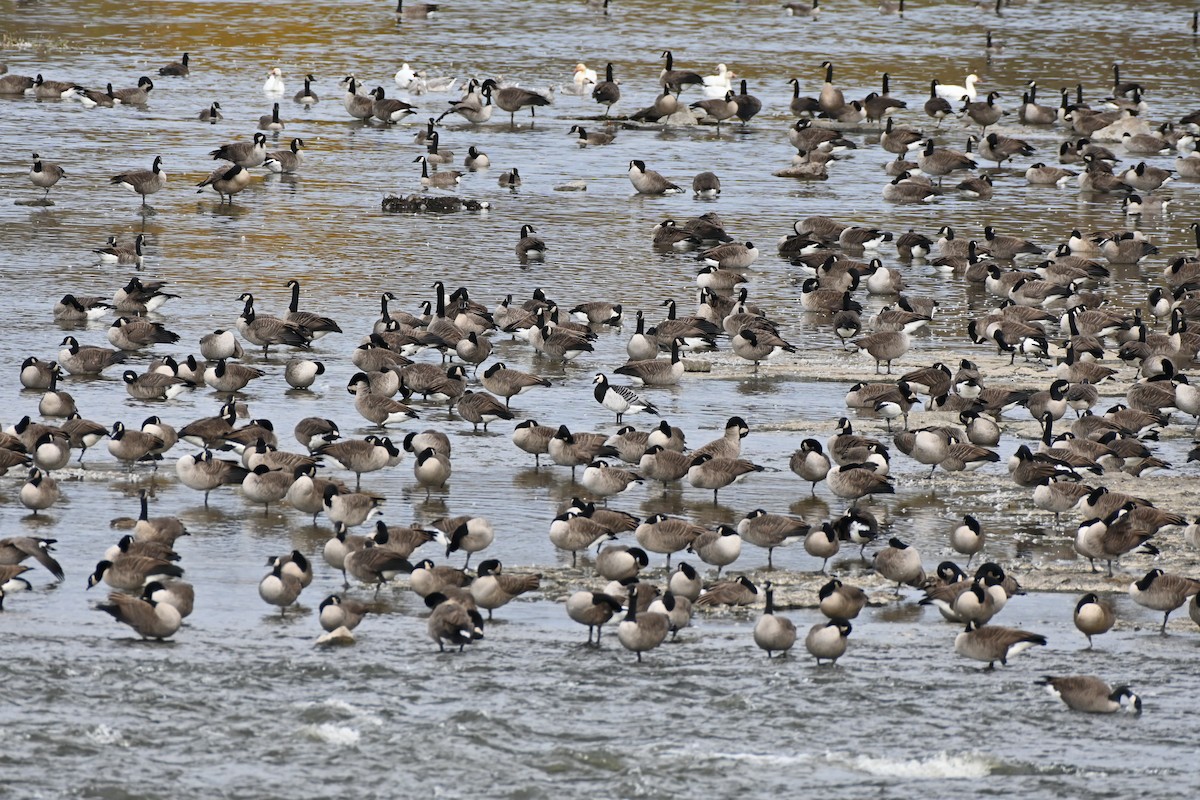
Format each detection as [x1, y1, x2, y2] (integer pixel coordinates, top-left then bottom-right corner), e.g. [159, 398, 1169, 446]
[302, 723, 360, 746]
[85, 724, 129, 747]
[294, 698, 382, 728]
[834, 751, 996, 778]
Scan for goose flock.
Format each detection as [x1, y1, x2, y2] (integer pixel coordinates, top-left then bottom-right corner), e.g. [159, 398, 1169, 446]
[7, 7, 1200, 780]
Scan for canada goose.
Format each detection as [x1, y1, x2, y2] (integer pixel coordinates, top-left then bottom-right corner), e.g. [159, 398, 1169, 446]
[258, 562, 302, 615]
[120, 489, 187, 546]
[460, 145, 490, 170]
[174, 451, 248, 505]
[579, 461, 640, 500]
[633, 514, 703, 568]
[414, 155, 461, 188]
[107, 317, 179, 352]
[511, 223, 546, 261]
[0, 536, 63, 580]
[438, 83, 494, 124]
[592, 373, 657, 423]
[1026, 163, 1077, 186]
[785, 439, 830, 495]
[917, 140, 977, 187]
[119, 369, 189, 402]
[107, 421, 164, 467]
[658, 50, 704, 96]
[747, 581, 797, 657]
[814, 60, 845, 114]
[804, 619, 851, 665]
[568, 124, 614, 147]
[1038, 676, 1141, 714]
[318, 595, 369, 633]
[955, 620, 1046, 670]
[54, 293, 111, 321]
[548, 509, 612, 566]
[480, 78, 550, 125]
[615, 587, 669, 661]
[426, 591, 484, 652]
[96, 585, 182, 640]
[209, 133, 267, 169]
[1071, 592, 1115, 647]
[195, 163, 251, 203]
[109, 156, 166, 205]
[737, 509, 807, 568]
[730, 328, 795, 370]
[566, 591, 623, 645]
[874, 537, 925, 592]
[198, 101, 222, 122]
[510, 419, 555, 467]
[410, 447, 450, 498]
[238, 293, 312, 356]
[264, 137, 304, 173]
[816, 578, 866, 621]
[19, 356, 58, 391]
[1074, 509, 1159, 577]
[343, 541, 410, 594]
[28, 152, 65, 200]
[262, 67, 285, 94]
[549, 426, 618, 476]
[687, 453, 763, 503]
[615, 340, 683, 388]
[628, 160, 682, 195]
[104, 533, 180, 565]
[87, 553, 183, 592]
[689, 90, 739, 131]
[853, 330, 910, 374]
[590, 63, 620, 116]
[469, 559, 540, 619]
[293, 74, 318, 105]
[0, 73, 34, 94]
[1129, 569, 1200, 633]
[32, 74, 74, 99]
[258, 101, 285, 131]
[280, 279, 340, 338]
[477, 362, 548, 408]
[341, 76, 374, 119]
[111, 75, 153, 105]
[453, 390, 510, 432]
[369, 85, 416, 123]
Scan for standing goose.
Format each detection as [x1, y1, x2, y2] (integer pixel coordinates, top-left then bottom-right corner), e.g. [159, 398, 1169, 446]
[1038, 676, 1141, 714]
[659, 51, 704, 95]
[347, 372, 418, 427]
[687, 453, 764, 503]
[818, 61, 844, 114]
[617, 586, 670, 661]
[0, 537, 64, 580]
[481, 78, 550, 125]
[818, 578, 867, 620]
[258, 562, 302, 615]
[789, 439, 830, 494]
[805, 619, 851, 665]
[456, 390, 513, 432]
[591, 63, 620, 115]
[175, 450, 249, 505]
[237, 293, 312, 356]
[342, 77, 374, 120]
[593, 373, 658, 422]
[567, 591, 623, 644]
[371, 86, 416, 123]
[853, 330, 910, 374]
[284, 279, 341, 338]
[110, 156, 166, 205]
[628, 160, 682, 194]
[319, 595, 370, 633]
[737, 509, 808, 568]
[615, 338, 684, 387]
[954, 620, 1047, 669]
[873, 537, 925, 592]
[597, 544, 649, 581]
[1073, 593, 1115, 647]
[426, 592, 484, 653]
[210, 133, 268, 168]
[95, 584, 182, 640]
[732, 328, 796, 369]
[689, 91, 739, 132]
[470, 559, 540, 619]
[29, 152, 65, 200]
[734, 79, 762, 123]
[413, 447, 451, 497]
[1129, 569, 1200, 633]
[917, 139, 976, 186]
[264, 138, 304, 173]
[687, 525, 742, 576]
[87, 554, 183, 592]
[294, 74, 318, 105]
[481, 363, 551, 407]
[195, 163, 251, 203]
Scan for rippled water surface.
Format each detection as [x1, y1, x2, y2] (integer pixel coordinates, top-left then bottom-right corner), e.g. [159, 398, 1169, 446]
[2, 0, 1200, 797]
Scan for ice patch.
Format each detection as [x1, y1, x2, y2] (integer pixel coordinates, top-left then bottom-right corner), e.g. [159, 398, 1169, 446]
[303, 723, 360, 746]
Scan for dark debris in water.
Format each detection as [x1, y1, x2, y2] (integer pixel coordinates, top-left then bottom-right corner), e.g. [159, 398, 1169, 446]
[381, 194, 489, 214]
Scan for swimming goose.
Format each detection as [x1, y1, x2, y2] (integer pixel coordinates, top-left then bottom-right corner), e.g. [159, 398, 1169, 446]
[264, 138, 304, 173]
[111, 76, 153, 105]
[371, 86, 417, 123]
[396, 0, 438, 18]
[481, 78, 550, 125]
[515, 223, 545, 261]
[293, 74, 318, 105]
[955, 620, 1046, 669]
[258, 102, 285, 131]
[198, 101, 222, 122]
[196, 163, 251, 203]
[783, 0, 820, 15]
[805, 619, 851, 664]
[210, 133, 267, 168]
[32, 74, 74, 99]
[0, 73, 35, 94]
[263, 67, 285, 94]
[1129, 569, 1200, 632]
[109, 156, 166, 205]
[414, 155, 461, 188]
[469, 559, 540, 619]
[461, 145, 490, 170]
[628, 159, 682, 194]
[568, 124, 615, 147]
[54, 293, 111, 321]
[96, 584, 182, 640]
[1038, 676, 1141, 714]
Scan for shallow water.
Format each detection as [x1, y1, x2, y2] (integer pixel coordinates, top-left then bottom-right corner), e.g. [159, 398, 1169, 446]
[2, 0, 1199, 797]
